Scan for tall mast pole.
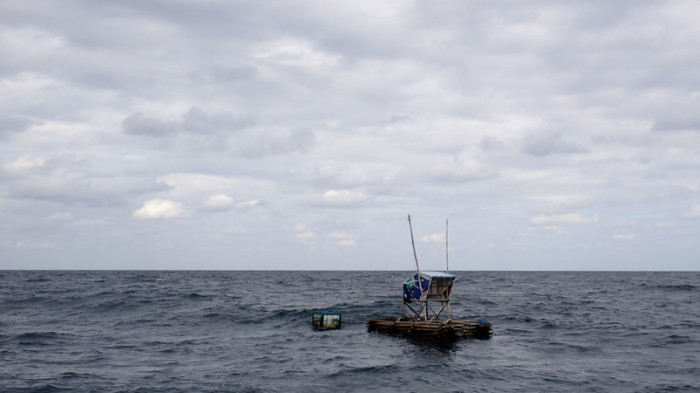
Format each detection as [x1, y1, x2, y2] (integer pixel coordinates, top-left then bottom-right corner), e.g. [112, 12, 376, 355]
[407, 214, 426, 320]
[446, 219, 450, 319]
[445, 219, 449, 273]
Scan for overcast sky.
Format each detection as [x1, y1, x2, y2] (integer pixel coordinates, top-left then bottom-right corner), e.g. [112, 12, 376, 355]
[2, 0, 699, 270]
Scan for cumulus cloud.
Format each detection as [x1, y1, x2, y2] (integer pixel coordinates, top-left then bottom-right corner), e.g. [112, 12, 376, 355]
[1, 155, 45, 176]
[203, 193, 236, 211]
[133, 199, 184, 219]
[201, 193, 259, 211]
[420, 233, 445, 243]
[531, 213, 598, 225]
[319, 189, 366, 206]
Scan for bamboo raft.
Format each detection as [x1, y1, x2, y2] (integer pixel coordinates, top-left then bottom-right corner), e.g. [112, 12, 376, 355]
[367, 215, 493, 341]
[367, 317, 492, 340]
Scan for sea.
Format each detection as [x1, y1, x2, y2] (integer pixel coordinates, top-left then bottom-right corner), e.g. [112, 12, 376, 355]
[1, 271, 698, 393]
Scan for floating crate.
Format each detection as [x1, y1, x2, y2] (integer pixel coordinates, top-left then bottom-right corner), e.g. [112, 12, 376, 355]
[312, 311, 342, 330]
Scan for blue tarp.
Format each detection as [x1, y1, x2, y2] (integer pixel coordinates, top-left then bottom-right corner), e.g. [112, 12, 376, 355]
[403, 273, 430, 303]
[402, 271, 455, 303]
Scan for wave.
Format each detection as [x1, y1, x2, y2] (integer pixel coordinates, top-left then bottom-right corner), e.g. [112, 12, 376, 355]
[14, 331, 73, 346]
[640, 283, 697, 291]
[1, 270, 698, 393]
[186, 292, 212, 300]
[10, 384, 74, 393]
[655, 284, 697, 291]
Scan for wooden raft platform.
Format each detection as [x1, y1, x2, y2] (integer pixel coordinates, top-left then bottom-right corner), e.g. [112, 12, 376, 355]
[367, 317, 492, 340]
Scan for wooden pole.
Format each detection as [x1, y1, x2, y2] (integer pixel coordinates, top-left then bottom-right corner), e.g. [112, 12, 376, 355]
[445, 219, 449, 273]
[407, 214, 426, 320]
[446, 218, 450, 319]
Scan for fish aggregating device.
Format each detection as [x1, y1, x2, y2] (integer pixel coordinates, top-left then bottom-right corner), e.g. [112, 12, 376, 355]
[366, 271, 492, 340]
[365, 215, 492, 340]
[312, 310, 342, 330]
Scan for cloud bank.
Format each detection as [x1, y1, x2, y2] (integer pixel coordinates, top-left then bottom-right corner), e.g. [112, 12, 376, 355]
[2, 0, 700, 270]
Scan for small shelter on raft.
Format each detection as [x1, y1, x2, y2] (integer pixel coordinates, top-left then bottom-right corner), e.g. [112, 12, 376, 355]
[402, 271, 455, 321]
[366, 215, 492, 340]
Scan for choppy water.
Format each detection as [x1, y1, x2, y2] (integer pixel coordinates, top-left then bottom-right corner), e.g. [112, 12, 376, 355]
[1, 271, 698, 392]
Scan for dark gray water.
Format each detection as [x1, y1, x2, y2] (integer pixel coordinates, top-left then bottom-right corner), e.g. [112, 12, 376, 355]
[1, 271, 698, 392]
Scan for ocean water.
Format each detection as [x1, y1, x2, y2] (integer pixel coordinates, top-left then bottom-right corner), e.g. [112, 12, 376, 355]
[1, 270, 698, 393]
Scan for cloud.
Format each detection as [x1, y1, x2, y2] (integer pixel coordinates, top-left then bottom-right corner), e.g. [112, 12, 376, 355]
[203, 193, 236, 211]
[328, 232, 356, 247]
[613, 233, 637, 240]
[1, 26, 65, 58]
[319, 189, 367, 207]
[121, 108, 313, 157]
[15, 240, 56, 249]
[521, 130, 590, 157]
[236, 200, 259, 209]
[3, 1, 700, 270]
[46, 212, 73, 221]
[528, 194, 595, 209]
[232, 127, 315, 158]
[682, 204, 700, 219]
[531, 213, 598, 225]
[252, 37, 340, 68]
[7, 166, 169, 207]
[180, 107, 251, 135]
[420, 233, 445, 243]
[652, 112, 700, 132]
[313, 162, 400, 188]
[122, 107, 251, 138]
[0, 114, 35, 136]
[293, 224, 316, 244]
[430, 146, 498, 182]
[133, 199, 184, 219]
[1, 155, 45, 176]
[479, 135, 505, 151]
[201, 194, 259, 211]
[158, 173, 240, 194]
[295, 231, 316, 243]
[122, 113, 177, 137]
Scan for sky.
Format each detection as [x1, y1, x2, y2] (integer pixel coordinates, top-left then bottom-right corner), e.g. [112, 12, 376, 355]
[1, 0, 699, 270]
